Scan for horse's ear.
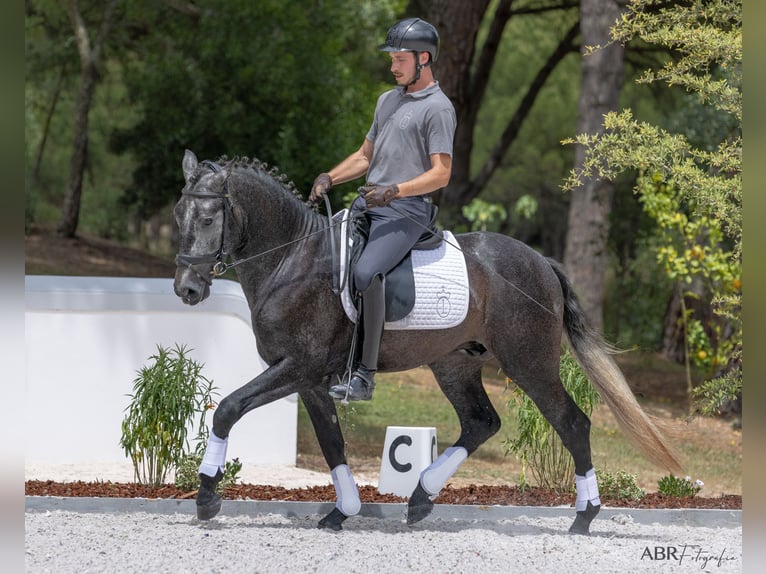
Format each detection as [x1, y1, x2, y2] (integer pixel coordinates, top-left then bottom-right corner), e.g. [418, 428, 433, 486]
[211, 167, 229, 189]
[182, 150, 198, 183]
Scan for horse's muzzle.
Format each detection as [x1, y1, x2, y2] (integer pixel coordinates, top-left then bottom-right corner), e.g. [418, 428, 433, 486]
[174, 267, 211, 305]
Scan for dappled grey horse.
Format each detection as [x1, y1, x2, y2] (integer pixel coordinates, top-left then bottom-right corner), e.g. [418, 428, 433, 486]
[173, 151, 682, 534]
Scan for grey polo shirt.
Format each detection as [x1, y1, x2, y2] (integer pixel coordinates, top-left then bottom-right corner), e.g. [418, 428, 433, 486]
[365, 81, 456, 189]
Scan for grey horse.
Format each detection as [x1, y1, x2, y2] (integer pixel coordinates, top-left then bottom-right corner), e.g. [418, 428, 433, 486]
[173, 150, 682, 534]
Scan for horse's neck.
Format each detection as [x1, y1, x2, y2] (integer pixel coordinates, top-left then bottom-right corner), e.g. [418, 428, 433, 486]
[232, 171, 324, 275]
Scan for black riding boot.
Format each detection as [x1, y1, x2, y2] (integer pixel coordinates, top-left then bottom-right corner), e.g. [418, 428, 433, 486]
[330, 275, 385, 401]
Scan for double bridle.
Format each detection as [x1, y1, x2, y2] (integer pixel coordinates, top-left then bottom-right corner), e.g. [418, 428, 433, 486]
[175, 160, 233, 285]
[175, 160, 345, 292]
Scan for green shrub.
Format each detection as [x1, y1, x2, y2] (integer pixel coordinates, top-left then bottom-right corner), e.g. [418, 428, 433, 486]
[120, 344, 216, 487]
[596, 469, 645, 501]
[174, 451, 243, 493]
[658, 474, 703, 498]
[504, 349, 601, 492]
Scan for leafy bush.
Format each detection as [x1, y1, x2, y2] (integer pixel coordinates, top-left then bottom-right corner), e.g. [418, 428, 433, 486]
[504, 349, 600, 492]
[120, 344, 216, 487]
[658, 474, 703, 498]
[596, 469, 645, 501]
[174, 451, 243, 493]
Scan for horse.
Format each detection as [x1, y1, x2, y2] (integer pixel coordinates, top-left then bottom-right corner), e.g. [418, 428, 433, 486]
[173, 150, 682, 534]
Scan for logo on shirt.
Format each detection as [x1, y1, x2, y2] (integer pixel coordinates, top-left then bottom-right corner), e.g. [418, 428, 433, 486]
[399, 110, 413, 130]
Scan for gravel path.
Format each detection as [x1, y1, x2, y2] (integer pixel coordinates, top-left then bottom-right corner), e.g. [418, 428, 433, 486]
[25, 462, 743, 573]
[26, 508, 741, 573]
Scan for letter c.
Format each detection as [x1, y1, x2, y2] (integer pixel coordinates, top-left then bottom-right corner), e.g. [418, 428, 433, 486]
[389, 434, 412, 472]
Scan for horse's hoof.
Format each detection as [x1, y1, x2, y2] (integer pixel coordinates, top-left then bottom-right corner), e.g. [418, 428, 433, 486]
[568, 501, 600, 535]
[196, 470, 223, 521]
[196, 495, 222, 520]
[318, 507, 347, 531]
[406, 484, 435, 526]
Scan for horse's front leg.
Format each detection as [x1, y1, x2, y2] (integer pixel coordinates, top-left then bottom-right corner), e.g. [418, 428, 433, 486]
[196, 359, 306, 521]
[300, 383, 362, 531]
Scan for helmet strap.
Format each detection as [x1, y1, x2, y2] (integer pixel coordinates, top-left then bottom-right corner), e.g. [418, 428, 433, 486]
[408, 51, 431, 86]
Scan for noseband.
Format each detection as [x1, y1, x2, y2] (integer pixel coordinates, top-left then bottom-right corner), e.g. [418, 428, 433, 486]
[175, 160, 232, 284]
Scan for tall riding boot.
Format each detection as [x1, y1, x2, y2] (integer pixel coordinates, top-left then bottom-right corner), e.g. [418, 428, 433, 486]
[329, 275, 385, 401]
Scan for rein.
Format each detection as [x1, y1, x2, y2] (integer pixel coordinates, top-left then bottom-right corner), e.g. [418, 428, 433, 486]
[177, 164, 553, 317]
[386, 202, 557, 318]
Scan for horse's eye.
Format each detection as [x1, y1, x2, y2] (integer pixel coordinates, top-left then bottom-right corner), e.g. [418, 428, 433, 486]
[202, 217, 214, 226]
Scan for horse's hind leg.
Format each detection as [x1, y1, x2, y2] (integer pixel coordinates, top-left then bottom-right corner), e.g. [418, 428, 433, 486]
[407, 353, 501, 525]
[501, 354, 600, 535]
[299, 383, 362, 531]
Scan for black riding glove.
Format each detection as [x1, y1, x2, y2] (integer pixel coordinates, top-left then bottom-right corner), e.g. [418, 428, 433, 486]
[361, 184, 399, 208]
[310, 173, 333, 204]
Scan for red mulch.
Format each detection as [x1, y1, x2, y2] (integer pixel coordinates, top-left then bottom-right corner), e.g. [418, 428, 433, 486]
[25, 480, 741, 510]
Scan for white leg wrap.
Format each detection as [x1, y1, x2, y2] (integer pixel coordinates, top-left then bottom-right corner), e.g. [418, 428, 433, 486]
[419, 446, 468, 497]
[199, 432, 228, 478]
[331, 464, 361, 516]
[575, 468, 601, 512]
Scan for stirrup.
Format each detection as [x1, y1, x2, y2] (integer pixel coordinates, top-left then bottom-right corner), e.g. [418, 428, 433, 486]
[329, 368, 375, 402]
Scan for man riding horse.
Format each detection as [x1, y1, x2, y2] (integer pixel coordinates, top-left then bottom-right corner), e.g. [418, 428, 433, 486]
[310, 18, 456, 402]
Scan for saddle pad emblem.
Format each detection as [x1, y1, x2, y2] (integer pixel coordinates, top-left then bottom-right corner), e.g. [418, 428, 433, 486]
[337, 211, 469, 331]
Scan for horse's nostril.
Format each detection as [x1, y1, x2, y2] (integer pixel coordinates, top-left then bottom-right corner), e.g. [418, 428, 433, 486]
[184, 288, 198, 301]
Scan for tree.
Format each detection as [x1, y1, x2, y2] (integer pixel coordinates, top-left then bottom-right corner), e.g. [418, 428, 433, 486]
[413, 0, 581, 226]
[563, 0, 742, 415]
[563, 0, 626, 332]
[109, 0, 404, 219]
[57, 0, 120, 238]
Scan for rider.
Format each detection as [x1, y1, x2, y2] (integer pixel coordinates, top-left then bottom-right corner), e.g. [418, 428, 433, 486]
[310, 18, 457, 401]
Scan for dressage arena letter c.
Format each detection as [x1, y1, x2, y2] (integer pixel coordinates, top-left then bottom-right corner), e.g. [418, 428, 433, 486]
[388, 434, 413, 472]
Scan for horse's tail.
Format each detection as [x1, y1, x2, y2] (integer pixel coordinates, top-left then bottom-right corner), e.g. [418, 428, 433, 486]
[547, 258, 684, 475]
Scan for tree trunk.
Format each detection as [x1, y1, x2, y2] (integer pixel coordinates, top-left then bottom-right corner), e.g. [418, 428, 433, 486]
[57, 0, 119, 238]
[31, 69, 66, 193]
[417, 0, 579, 227]
[563, 0, 625, 332]
[416, 0, 491, 225]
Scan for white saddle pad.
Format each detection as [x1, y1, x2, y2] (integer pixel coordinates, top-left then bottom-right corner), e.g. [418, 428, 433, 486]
[336, 210, 469, 330]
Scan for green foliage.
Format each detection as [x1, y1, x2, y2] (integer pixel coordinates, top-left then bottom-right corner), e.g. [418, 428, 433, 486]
[691, 370, 741, 417]
[639, 176, 740, 389]
[110, 0, 405, 216]
[174, 452, 243, 493]
[609, 0, 742, 121]
[120, 344, 217, 487]
[595, 469, 645, 501]
[473, 8, 579, 242]
[462, 198, 508, 232]
[658, 474, 703, 498]
[504, 350, 600, 492]
[604, 234, 673, 349]
[24, 0, 406, 235]
[562, 0, 741, 415]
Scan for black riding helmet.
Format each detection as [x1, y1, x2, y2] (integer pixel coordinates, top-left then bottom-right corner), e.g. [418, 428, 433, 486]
[379, 18, 440, 84]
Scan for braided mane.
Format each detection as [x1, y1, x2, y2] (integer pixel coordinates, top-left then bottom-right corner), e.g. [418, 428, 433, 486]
[217, 155, 304, 203]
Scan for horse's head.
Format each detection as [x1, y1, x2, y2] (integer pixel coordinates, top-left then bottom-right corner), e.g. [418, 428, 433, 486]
[173, 149, 231, 305]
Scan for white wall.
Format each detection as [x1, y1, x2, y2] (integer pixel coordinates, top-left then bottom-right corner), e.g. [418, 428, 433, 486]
[25, 276, 297, 468]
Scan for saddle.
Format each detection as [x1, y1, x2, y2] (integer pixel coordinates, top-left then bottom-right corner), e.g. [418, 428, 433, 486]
[348, 204, 442, 322]
[335, 207, 469, 330]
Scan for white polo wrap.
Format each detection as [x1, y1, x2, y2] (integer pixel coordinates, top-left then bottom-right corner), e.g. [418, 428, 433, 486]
[332, 464, 361, 516]
[575, 468, 601, 512]
[419, 446, 468, 496]
[199, 432, 228, 478]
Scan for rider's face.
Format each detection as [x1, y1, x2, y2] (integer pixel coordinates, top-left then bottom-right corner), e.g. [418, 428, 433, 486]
[390, 52, 418, 86]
